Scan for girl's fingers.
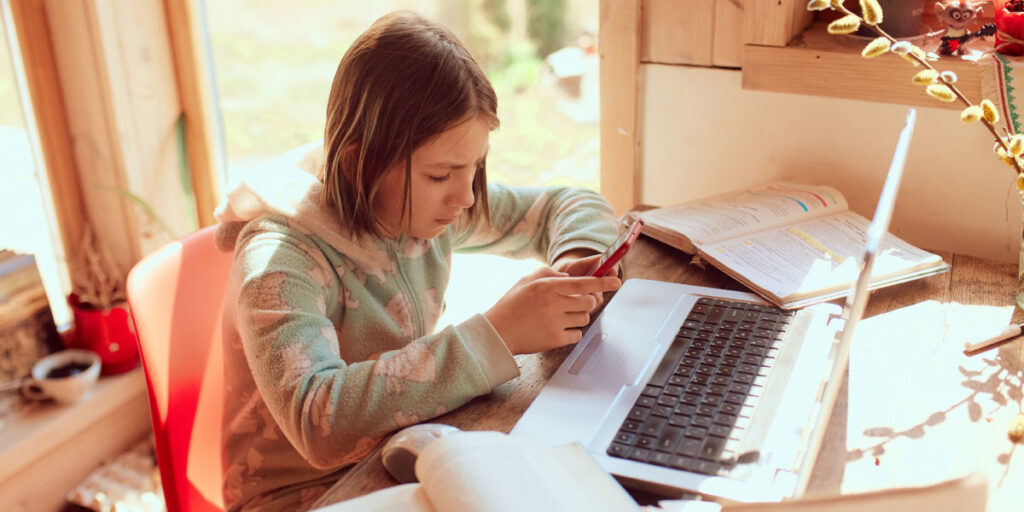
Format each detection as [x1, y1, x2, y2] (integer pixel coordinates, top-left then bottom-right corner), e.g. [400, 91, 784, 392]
[563, 311, 591, 328]
[555, 292, 597, 312]
[547, 276, 621, 296]
[559, 329, 584, 346]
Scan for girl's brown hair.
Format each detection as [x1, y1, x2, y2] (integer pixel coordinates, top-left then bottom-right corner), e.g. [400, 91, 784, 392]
[321, 11, 498, 237]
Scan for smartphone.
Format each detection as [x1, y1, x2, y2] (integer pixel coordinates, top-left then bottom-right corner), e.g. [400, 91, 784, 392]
[587, 218, 645, 277]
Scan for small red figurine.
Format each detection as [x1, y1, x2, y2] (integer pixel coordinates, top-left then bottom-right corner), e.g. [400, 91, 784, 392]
[936, 1, 996, 55]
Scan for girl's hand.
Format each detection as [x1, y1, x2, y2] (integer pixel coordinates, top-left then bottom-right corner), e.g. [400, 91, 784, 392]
[552, 252, 618, 312]
[484, 266, 621, 355]
[552, 252, 601, 276]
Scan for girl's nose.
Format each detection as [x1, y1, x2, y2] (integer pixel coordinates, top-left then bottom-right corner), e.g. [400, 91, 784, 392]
[450, 176, 475, 208]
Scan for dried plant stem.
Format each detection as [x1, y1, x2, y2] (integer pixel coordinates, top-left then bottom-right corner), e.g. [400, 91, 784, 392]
[835, 4, 1023, 175]
[71, 224, 126, 309]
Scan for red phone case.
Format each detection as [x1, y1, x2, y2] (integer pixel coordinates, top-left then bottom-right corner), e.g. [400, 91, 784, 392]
[589, 218, 644, 277]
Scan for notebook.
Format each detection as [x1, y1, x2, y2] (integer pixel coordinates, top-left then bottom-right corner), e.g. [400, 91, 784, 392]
[511, 109, 918, 503]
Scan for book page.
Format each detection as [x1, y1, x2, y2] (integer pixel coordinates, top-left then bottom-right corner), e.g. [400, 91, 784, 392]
[314, 483, 435, 512]
[696, 211, 946, 307]
[415, 431, 636, 512]
[641, 183, 848, 247]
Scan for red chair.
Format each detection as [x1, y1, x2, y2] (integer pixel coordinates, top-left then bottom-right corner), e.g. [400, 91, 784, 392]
[127, 225, 231, 512]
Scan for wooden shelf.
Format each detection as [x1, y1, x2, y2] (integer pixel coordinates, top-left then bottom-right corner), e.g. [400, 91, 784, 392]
[0, 368, 151, 510]
[742, 21, 988, 109]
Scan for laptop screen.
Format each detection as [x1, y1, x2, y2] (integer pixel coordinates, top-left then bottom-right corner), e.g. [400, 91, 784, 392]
[795, 108, 917, 495]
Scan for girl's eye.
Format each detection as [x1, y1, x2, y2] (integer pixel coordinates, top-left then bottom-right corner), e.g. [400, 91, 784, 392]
[429, 174, 451, 183]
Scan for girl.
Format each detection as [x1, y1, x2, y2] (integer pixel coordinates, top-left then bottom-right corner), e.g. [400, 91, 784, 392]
[214, 11, 621, 511]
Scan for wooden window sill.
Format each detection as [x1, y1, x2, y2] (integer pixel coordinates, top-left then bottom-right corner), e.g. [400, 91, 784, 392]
[0, 367, 151, 511]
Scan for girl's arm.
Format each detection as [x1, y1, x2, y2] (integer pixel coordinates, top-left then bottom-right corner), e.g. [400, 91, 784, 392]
[451, 183, 619, 263]
[228, 226, 517, 469]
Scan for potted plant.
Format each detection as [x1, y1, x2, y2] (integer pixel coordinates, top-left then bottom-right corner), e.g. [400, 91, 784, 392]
[65, 225, 139, 375]
[995, 0, 1024, 55]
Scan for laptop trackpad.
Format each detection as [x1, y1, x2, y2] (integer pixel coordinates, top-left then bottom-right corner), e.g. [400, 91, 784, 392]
[564, 280, 688, 386]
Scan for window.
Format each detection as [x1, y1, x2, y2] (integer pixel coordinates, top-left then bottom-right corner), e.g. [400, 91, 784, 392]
[203, 0, 599, 326]
[0, 9, 69, 326]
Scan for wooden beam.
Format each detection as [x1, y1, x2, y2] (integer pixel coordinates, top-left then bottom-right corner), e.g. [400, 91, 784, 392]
[599, 0, 641, 216]
[713, 0, 744, 68]
[163, 0, 223, 228]
[641, 0, 714, 66]
[741, 0, 812, 47]
[43, 0, 194, 279]
[6, 0, 87, 268]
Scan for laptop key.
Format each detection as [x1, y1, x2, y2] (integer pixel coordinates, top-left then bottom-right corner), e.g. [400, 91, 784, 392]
[680, 394, 700, 406]
[628, 406, 650, 421]
[684, 426, 708, 439]
[709, 424, 731, 438]
[675, 402, 697, 414]
[629, 447, 651, 461]
[658, 426, 684, 451]
[649, 338, 688, 387]
[714, 412, 737, 426]
[733, 373, 754, 385]
[650, 451, 673, 466]
[652, 405, 673, 418]
[643, 416, 667, 436]
[706, 306, 726, 323]
[608, 443, 631, 457]
[671, 369, 692, 381]
[691, 414, 713, 428]
[616, 432, 638, 445]
[657, 394, 678, 406]
[700, 394, 722, 406]
[668, 414, 689, 427]
[699, 437, 724, 460]
[696, 460, 721, 475]
[621, 419, 642, 432]
[676, 438, 702, 457]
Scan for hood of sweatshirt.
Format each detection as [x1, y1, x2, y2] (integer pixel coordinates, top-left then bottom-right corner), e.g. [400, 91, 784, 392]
[213, 143, 395, 271]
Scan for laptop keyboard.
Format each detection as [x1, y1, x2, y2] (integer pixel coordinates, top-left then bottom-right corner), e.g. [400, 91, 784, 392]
[606, 297, 793, 476]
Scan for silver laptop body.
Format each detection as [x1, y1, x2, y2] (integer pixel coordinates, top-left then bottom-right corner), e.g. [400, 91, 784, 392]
[511, 109, 917, 503]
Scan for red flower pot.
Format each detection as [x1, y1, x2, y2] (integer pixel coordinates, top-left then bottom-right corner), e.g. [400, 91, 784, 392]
[996, 7, 1024, 56]
[66, 294, 140, 375]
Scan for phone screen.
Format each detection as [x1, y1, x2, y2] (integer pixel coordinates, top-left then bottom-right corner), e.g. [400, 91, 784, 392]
[588, 218, 644, 277]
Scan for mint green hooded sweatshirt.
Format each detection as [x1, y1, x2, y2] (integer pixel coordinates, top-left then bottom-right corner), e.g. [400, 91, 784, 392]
[214, 152, 617, 511]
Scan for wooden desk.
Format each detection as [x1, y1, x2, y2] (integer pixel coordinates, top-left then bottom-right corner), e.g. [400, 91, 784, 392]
[317, 236, 1024, 510]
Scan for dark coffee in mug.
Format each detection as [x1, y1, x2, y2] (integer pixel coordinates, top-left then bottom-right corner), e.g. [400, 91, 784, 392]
[46, 361, 93, 379]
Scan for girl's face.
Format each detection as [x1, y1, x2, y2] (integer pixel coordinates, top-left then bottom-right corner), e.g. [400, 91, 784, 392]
[375, 115, 489, 240]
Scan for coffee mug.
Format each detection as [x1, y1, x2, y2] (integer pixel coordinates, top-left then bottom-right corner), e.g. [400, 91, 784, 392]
[21, 349, 102, 405]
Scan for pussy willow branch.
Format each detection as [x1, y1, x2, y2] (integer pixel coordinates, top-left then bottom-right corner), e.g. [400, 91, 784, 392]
[835, 3, 1022, 175]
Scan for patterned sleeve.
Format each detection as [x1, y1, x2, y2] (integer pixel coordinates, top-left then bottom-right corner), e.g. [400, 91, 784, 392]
[228, 224, 517, 468]
[451, 183, 619, 263]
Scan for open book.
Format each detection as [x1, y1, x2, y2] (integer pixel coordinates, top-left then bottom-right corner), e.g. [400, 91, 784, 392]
[315, 431, 638, 512]
[627, 182, 950, 309]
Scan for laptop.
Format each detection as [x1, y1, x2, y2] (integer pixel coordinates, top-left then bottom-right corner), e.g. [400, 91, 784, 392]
[511, 109, 918, 503]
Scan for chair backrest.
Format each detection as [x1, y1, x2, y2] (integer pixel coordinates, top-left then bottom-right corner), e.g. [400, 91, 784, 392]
[126, 225, 232, 512]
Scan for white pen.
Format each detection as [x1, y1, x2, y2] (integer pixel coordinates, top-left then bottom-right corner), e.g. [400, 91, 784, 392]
[963, 322, 1024, 356]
